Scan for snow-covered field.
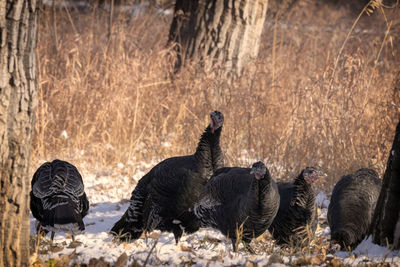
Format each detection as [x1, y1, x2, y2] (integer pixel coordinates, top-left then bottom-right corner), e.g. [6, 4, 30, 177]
[30, 161, 400, 266]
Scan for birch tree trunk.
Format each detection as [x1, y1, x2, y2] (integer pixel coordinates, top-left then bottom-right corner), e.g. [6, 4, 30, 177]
[0, 0, 39, 266]
[370, 113, 400, 248]
[168, 0, 268, 76]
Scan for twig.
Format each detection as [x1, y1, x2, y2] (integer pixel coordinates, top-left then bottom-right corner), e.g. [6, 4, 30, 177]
[330, 0, 378, 88]
[143, 238, 158, 267]
[62, 0, 78, 36]
[374, 20, 392, 66]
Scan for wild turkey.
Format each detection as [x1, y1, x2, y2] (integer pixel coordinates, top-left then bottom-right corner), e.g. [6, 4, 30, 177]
[111, 111, 224, 243]
[194, 161, 280, 252]
[328, 168, 381, 251]
[30, 159, 89, 241]
[268, 167, 323, 246]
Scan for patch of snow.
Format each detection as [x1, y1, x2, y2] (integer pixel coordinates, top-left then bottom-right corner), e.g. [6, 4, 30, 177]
[316, 191, 330, 208]
[321, 225, 331, 237]
[354, 237, 400, 258]
[334, 236, 400, 265]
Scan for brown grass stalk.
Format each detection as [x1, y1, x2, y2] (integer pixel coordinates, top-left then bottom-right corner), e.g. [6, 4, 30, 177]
[31, 1, 400, 190]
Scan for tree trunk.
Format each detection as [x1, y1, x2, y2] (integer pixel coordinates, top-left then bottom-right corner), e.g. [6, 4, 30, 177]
[370, 116, 400, 248]
[0, 0, 39, 266]
[168, 0, 268, 76]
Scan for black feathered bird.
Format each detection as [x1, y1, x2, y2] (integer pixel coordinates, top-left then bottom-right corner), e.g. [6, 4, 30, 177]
[194, 161, 280, 252]
[268, 167, 323, 246]
[111, 111, 224, 243]
[30, 159, 89, 241]
[328, 168, 381, 251]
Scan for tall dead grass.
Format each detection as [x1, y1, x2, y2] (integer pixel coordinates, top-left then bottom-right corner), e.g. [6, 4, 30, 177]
[32, 1, 400, 189]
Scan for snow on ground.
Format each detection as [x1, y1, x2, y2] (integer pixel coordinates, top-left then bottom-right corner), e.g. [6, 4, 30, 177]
[315, 191, 330, 209]
[30, 162, 400, 266]
[333, 236, 400, 266]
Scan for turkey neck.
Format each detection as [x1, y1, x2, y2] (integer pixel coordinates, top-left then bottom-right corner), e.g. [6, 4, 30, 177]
[249, 175, 272, 206]
[194, 125, 223, 175]
[292, 174, 315, 208]
[210, 126, 223, 171]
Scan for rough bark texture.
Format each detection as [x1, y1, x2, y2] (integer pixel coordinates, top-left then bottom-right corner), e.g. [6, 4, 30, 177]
[168, 0, 268, 76]
[0, 0, 38, 266]
[370, 117, 400, 248]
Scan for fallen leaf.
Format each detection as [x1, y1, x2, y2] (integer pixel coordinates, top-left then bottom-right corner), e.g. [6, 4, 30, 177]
[210, 255, 223, 262]
[180, 244, 193, 252]
[67, 240, 83, 248]
[203, 236, 222, 243]
[130, 259, 142, 267]
[310, 255, 325, 265]
[55, 254, 71, 267]
[182, 259, 196, 265]
[247, 261, 257, 267]
[38, 249, 49, 255]
[50, 245, 64, 253]
[327, 258, 342, 267]
[88, 257, 111, 267]
[29, 253, 43, 267]
[69, 251, 80, 260]
[114, 252, 128, 267]
[268, 254, 283, 264]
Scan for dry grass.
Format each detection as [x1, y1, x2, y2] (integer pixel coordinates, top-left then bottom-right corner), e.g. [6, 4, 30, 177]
[32, 0, 400, 190]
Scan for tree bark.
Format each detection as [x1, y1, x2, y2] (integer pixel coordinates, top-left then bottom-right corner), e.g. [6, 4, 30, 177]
[0, 0, 39, 266]
[168, 0, 268, 76]
[370, 116, 400, 248]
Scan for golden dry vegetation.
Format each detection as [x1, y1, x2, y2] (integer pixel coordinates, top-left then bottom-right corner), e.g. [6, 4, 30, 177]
[32, 0, 400, 190]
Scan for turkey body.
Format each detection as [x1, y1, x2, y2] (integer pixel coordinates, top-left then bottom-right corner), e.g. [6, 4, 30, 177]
[30, 159, 89, 239]
[194, 162, 280, 251]
[268, 167, 322, 246]
[328, 168, 381, 251]
[111, 111, 224, 243]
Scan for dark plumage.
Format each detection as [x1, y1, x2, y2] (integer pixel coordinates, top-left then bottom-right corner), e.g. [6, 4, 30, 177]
[328, 168, 382, 251]
[194, 161, 280, 251]
[111, 111, 224, 243]
[30, 159, 89, 240]
[269, 167, 323, 246]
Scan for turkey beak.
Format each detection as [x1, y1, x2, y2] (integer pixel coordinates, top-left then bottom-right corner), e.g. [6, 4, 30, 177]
[318, 171, 328, 181]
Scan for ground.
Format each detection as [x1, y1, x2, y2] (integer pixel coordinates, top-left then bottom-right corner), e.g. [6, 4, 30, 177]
[29, 161, 400, 266]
